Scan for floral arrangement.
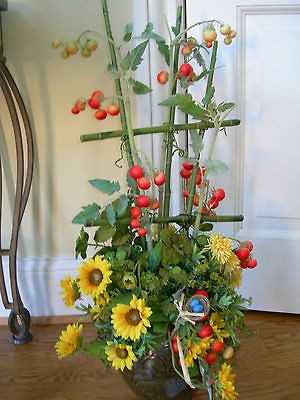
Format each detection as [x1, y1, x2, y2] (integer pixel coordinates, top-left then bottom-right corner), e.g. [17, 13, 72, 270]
[54, 1, 257, 399]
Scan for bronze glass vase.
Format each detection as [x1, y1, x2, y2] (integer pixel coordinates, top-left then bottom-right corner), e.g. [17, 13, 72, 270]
[122, 345, 194, 400]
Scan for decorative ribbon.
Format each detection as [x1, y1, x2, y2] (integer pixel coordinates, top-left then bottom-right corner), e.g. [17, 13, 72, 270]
[173, 293, 205, 389]
[176, 334, 196, 389]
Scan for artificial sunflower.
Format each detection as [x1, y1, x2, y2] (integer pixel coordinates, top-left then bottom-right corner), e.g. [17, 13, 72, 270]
[60, 275, 77, 307]
[105, 342, 137, 371]
[55, 322, 83, 359]
[77, 255, 112, 298]
[218, 363, 238, 400]
[207, 233, 233, 265]
[111, 294, 152, 341]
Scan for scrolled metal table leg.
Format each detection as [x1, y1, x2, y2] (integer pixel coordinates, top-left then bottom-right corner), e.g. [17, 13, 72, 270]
[0, 0, 33, 344]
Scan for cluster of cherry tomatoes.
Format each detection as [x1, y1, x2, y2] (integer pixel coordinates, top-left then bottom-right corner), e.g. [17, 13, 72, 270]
[171, 289, 235, 367]
[71, 90, 120, 120]
[51, 38, 99, 59]
[202, 23, 237, 48]
[235, 240, 258, 269]
[129, 165, 166, 236]
[180, 161, 225, 214]
[157, 23, 237, 86]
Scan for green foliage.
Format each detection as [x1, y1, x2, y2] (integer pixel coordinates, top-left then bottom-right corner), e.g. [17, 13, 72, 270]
[159, 93, 209, 120]
[141, 22, 165, 42]
[123, 23, 133, 42]
[190, 130, 204, 156]
[128, 77, 152, 94]
[116, 194, 129, 216]
[204, 159, 229, 174]
[75, 227, 89, 259]
[72, 203, 100, 225]
[147, 240, 162, 272]
[94, 225, 116, 243]
[107, 62, 120, 78]
[202, 86, 215, 106]
[89, 179, 120, 195]
[121, 40, 149, 71]
[105, 203, 116, 226]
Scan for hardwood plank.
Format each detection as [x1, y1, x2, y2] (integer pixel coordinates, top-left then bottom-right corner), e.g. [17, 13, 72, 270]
[0, 311, 299, 400]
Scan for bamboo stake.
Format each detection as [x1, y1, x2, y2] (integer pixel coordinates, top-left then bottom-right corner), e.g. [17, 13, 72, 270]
[186, 41, 218, 215]
[82, 213, 244, 228]
[163, 6, 183, 220]
[80, 119, 240, 142]
[101, 0, 134, 167]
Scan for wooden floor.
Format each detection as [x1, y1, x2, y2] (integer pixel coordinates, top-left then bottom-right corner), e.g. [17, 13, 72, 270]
[0, 311, 299, 400]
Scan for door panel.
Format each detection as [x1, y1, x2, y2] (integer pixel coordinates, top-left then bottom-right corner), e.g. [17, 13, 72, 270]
[187, 1, 300, 313]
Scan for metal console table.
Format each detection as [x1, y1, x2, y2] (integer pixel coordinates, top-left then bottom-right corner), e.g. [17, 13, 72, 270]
[0, 0, 33, 344]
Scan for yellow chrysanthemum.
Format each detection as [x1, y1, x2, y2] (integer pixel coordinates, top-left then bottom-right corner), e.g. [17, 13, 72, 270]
[77, 255, 112, 298]
[105, 342, 137, 371]
[231, 268, 243, 288]
[207, 233, 233, 265]
[111, 295, 152, 341]
[90, 292, 110, 320]
[60, 275, 76, 307]
[210, 312, 230, 342]
[55, 322, 82, 359]
[218, 363, 238, 400]
[224, 252, 240, 274]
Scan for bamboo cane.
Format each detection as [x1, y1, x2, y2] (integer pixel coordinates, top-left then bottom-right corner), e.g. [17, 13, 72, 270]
[80, 118, 240, 142]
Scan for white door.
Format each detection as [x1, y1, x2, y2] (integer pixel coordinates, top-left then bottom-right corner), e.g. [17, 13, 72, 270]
[186, 0, 300, 313]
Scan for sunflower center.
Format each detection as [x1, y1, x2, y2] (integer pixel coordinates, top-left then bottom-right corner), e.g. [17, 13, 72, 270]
[88, 268, 103, 285]
[116, 348, 128, 359]
[126, 308, 141, 326]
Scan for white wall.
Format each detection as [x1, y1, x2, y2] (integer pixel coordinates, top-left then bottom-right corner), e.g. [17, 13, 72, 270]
[0, 0, 137, 317]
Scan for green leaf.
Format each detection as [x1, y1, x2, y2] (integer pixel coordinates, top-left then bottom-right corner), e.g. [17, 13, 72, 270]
[159, 93, 193, 107]
[141, 22, 165, 42]
[203, 86, 215, 105]
[75, 228, 89, 259]
[190, 130, 204, 156]
[105, 203, 116, 226]
[121, 40, 149, 71]
[107, 63, 120, 78]
[193, 48, 207, 70]
[112, 232, 132, 247]
[86, 340, 106, 359]
[108, 292, 133, 309]
[94, 225, 116, 243]
[152, 321, 169, 333]
[180, 102, 208, 120]
[147, 241, 162, 272]
[157, 41, 170, 66]
[171, 10, 182, 37]
[204, 159, 229, 174]
[218, 102, 235, 112]
[117, 194, 129, 216]
[123, 23, 133, 42]
[198, 223, 214, 232]
[72, 203, 100, 225]
[89, 179, 120, 195]
[128, 77, 152, 94]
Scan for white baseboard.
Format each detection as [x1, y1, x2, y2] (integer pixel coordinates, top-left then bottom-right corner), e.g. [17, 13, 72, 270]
[0, 255, 83, 318]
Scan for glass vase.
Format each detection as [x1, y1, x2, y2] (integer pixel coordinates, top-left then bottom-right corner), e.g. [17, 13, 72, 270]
[121, 345, 194, 400]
